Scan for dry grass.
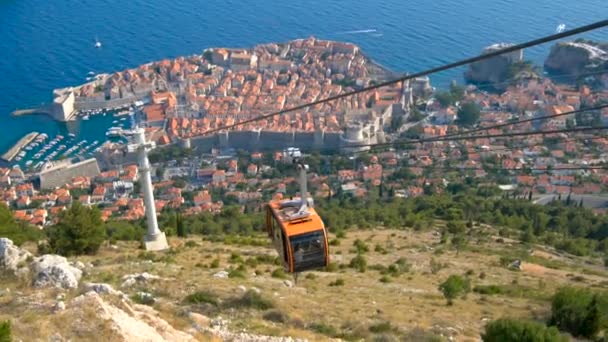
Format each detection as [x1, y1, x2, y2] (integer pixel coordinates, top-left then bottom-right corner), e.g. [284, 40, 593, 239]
[1, 228, 606, 341]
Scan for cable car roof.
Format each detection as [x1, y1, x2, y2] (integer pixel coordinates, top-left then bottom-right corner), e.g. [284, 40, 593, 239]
[268, 198, 325, 237]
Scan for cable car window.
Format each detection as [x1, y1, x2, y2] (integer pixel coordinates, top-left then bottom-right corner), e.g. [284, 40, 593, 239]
[290, 230, 326, 272]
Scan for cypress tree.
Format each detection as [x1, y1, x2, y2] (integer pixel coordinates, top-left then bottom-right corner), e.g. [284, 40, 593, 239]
[176, 212, 186, 237]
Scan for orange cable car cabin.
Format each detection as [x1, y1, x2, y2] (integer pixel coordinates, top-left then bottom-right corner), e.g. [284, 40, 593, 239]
[266, 198, 329, 273]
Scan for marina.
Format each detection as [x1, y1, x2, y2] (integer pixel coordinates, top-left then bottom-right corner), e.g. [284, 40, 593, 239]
[3, 105, 140, 170]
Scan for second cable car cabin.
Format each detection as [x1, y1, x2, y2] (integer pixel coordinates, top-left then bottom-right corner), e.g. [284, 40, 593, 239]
[265, 157, 329, 273]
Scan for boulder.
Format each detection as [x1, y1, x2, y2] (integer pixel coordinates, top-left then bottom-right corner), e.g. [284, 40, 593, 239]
[53, 300, 66, 312]
[189, 312, 211, 328]
[250, 287, 262, 294]
[31, 255, 82, 289]
[85, 283, 118, 295]
[213, 271, 229, 279]
[71, 261, 86, 270]
[121, 272, 160, 288]
[0, 238, 32, 273]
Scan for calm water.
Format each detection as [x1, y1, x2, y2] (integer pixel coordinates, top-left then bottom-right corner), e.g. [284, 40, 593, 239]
[0, 0, 606, 154]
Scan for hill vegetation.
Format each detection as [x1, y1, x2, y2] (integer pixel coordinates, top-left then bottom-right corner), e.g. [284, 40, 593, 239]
[0, 180, 608, 340]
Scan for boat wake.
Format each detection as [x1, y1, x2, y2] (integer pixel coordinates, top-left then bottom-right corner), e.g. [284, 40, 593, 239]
[338, 29, 377, 35]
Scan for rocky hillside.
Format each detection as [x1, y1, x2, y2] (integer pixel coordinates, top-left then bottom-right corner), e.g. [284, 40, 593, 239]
[0, 227, 607, 341]
[545, 40, 608, 77]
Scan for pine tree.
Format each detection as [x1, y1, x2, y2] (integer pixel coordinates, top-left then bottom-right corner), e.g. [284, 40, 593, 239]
[566, 192, 572, 206]
[528, 191, 533, 201]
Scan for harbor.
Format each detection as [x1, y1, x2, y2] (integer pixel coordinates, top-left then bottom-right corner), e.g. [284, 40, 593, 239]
[1, 106, 139, 171]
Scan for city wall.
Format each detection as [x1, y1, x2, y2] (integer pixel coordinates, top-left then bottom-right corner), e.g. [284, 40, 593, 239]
[189, 130, 342, 152]
[74, 96, 147, 111]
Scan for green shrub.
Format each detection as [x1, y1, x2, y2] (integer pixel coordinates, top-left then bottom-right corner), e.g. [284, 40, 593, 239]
[255, 254, 279, 265]
[184, 291, 219, 306]
[305, 273, 317, 280]
[228, 267, 246, 279]
[329, 239, 341, 246]
[231, 290, 274, 310]
[439, 275, 470, 305]
[402, 328, 444, 342]
[336, 231, 346, 239]
[271, 268, 289, 279]
[184, 240, 198, 248]
[482, 318, 567, 342]
[105, 221, 143, 242]
[229, 252, 242, 263]
[353, 239, 369, 254]
[369, 321, 394, 334]
[374, 244, 387, 254]
[131, 292, 155, 306]
[385, 258, 411, 277]
[263, 309, 289, 323]
[473, 285, 502, 295]
[310, 322, 339, 337]
[325, 262, 339, 272]
[47, 202, 106, 256]
[329, 278, 345, 287]
[550, 287, 608, 338]
[430, 258, 447, 274]
[0, 321, 10, 342]
[210, 258, 220, 268]
[349, 254, 367, 273]
[379, 275, 392, 283]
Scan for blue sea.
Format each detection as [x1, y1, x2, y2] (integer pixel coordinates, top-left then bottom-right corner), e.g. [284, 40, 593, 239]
[0, 0, 606, 156]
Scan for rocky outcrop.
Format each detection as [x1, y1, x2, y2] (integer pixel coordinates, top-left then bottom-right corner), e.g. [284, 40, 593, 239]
[85, 282, 121, 296]
[202, 316, 309, 342]
[71, 291, 196, 341]
[464, 43, 526, 90]
[0, 238, 32, 273]
[31, 255, 82, 289]
[545, 40, 608, 76]
[121, 272, 161, 288]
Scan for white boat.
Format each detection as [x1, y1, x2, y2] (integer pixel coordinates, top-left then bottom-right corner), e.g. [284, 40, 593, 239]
[94, 37, 102, 48]
[106, 127, 123, 137]
[88, 71, 95, 76]
[25, 161, 33, 167]
[82, 115, 90, 120]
